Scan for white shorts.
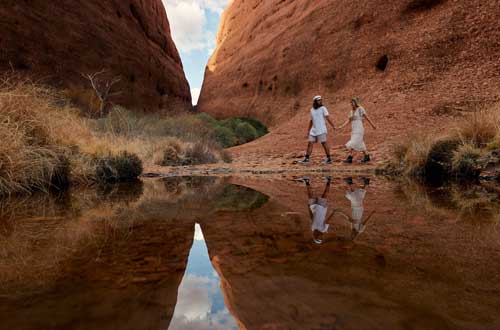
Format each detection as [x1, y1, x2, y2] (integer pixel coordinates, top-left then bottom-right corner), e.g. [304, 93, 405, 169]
[309, 134, 327, 143]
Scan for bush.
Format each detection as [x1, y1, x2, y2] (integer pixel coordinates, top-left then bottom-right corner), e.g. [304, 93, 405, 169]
[197, 113, 268, 148]
[214, 126, 237, 148]
[95, 152, 143, 182]
[390, 107, 499, 183]
[423, 139, 460, 182]
[183, 142, 218, 165]
[234, 122, 259, 144]
[161, 146, 182, 166]
[452, 144, 484, 179]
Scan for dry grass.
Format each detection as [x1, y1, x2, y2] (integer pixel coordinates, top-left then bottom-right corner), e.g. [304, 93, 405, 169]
[391, 107, 500, 179]
[0, 77, 230, 195]
[0, 78, 142, 195]
[452, 110, 500, 147]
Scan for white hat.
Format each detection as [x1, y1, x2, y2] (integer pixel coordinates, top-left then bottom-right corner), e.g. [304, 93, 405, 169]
[313, 95, 322, 101]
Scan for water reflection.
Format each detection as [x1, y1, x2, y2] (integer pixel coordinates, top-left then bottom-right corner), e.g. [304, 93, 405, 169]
[0, 176, 499, 330]
[168, 224, 238, 330]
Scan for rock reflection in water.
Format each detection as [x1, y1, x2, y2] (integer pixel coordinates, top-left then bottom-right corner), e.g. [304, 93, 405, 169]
[0, 176, 498, 330]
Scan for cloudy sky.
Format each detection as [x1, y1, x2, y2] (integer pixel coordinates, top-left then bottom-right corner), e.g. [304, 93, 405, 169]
[168, 224, 238, 329]
[163, 0, 230, 105]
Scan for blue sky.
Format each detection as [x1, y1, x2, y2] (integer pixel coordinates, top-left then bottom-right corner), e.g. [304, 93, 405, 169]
[163, 0, 229, 105]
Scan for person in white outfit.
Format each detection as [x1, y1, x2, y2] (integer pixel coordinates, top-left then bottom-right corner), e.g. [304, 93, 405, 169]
[301, 177, 335, 244]
[299, 96, 336, 164]
[338, 97, 377, 163]
[343, 177, 375, 240]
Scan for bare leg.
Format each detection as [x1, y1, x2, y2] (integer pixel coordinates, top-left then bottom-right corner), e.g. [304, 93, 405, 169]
[306, 183, 313, 199]
[306, 142, 314, 157]
[321, 142, 331, 158]
[321, 180, 331, 199]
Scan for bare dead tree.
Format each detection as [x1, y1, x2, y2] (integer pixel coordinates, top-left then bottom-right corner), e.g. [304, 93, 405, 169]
[81, 69, 121, 117]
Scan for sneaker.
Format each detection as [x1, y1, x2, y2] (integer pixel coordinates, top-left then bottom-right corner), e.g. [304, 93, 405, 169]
[323, 158, 332, 164]
[298, 157, 310, 164]
[343, 155, 353, 164]
[362, 154, 371, 163]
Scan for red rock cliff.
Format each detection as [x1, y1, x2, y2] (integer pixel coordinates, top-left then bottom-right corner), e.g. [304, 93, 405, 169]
[0, 0, 191, 112]
[198, 0, 499, 130]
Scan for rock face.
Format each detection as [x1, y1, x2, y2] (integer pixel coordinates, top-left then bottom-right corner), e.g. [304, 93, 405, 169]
[198, 0, 499, 137]
[0, 0, 191, 113]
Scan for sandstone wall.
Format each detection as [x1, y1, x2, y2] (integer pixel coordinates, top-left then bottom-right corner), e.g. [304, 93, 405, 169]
[199, 0, 499, 127]
[0, 0, 191, 113]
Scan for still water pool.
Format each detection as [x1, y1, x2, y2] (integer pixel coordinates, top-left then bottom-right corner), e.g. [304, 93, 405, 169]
[0, 176, 499, 330]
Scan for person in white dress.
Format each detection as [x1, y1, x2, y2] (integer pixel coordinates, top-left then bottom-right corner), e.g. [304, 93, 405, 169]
[338, 97, 377, 163]
[342, 177, 376, 240]
[299, 96, 337, 165]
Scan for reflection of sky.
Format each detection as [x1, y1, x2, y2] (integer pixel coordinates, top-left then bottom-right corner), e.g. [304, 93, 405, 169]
[168, 224, 238, 330]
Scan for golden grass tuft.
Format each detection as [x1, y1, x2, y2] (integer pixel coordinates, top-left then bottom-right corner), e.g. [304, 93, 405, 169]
[391, 107, 500, 179]
[0, 77, 231, 195]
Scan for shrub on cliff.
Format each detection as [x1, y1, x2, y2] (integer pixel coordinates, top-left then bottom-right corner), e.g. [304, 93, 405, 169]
[234, 122, 259, 144]
[197, 113, 268, 148]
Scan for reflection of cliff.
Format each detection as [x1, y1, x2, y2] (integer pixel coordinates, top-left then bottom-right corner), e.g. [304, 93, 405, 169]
[0, 180, 203, 330]
[201, 177, 500, 330]
[0, 177, 272, 330]
[2, 177, 499, 329]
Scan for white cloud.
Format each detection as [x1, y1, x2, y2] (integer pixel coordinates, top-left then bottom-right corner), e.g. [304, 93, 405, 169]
[191, 87, 201, 105]
[163, 0, 229, 54]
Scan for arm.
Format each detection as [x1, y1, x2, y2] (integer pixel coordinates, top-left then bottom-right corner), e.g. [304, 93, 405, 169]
[325, 116, 336, 130]
[337, 119, 350, 130]
[307, 120, 312, 137]
[364, 114, 376, 130]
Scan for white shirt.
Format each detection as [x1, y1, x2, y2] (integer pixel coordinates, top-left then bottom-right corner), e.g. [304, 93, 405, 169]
[310, 204, 329, 233]
[309, 106, 329, 136]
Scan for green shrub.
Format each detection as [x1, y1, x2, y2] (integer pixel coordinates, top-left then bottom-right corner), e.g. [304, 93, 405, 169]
[95, 152, 143, 182]
[195, 113, 268, 148]
[234, 122, 259, 144]
[214, 126, 237, 148]
[237, 117, 269, 136]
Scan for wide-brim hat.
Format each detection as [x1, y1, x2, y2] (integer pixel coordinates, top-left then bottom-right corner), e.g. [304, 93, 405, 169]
[313, 95, 322, 101]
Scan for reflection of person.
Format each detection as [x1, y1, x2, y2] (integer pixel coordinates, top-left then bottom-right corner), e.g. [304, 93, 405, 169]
[299, 96, 336, 165]
[343, 177, 375, 240]
[338, 97, 377, 163]
[301, 177, 336, 244]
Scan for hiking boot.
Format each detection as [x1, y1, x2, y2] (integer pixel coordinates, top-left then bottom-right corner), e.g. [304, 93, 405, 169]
[298, 157, 310, 164]
[322, 157, 332, 164]
[343, 155, 353, 164]
[362, 154, 371, 163]
[299, 177, 311, 185]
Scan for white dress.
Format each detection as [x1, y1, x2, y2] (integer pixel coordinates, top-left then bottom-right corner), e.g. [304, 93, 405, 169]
[345, 107, 367, 151]
[345, 189, 366, 233]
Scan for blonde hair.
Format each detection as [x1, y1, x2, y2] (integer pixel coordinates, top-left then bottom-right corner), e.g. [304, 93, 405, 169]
[351, 97, 361, 108]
